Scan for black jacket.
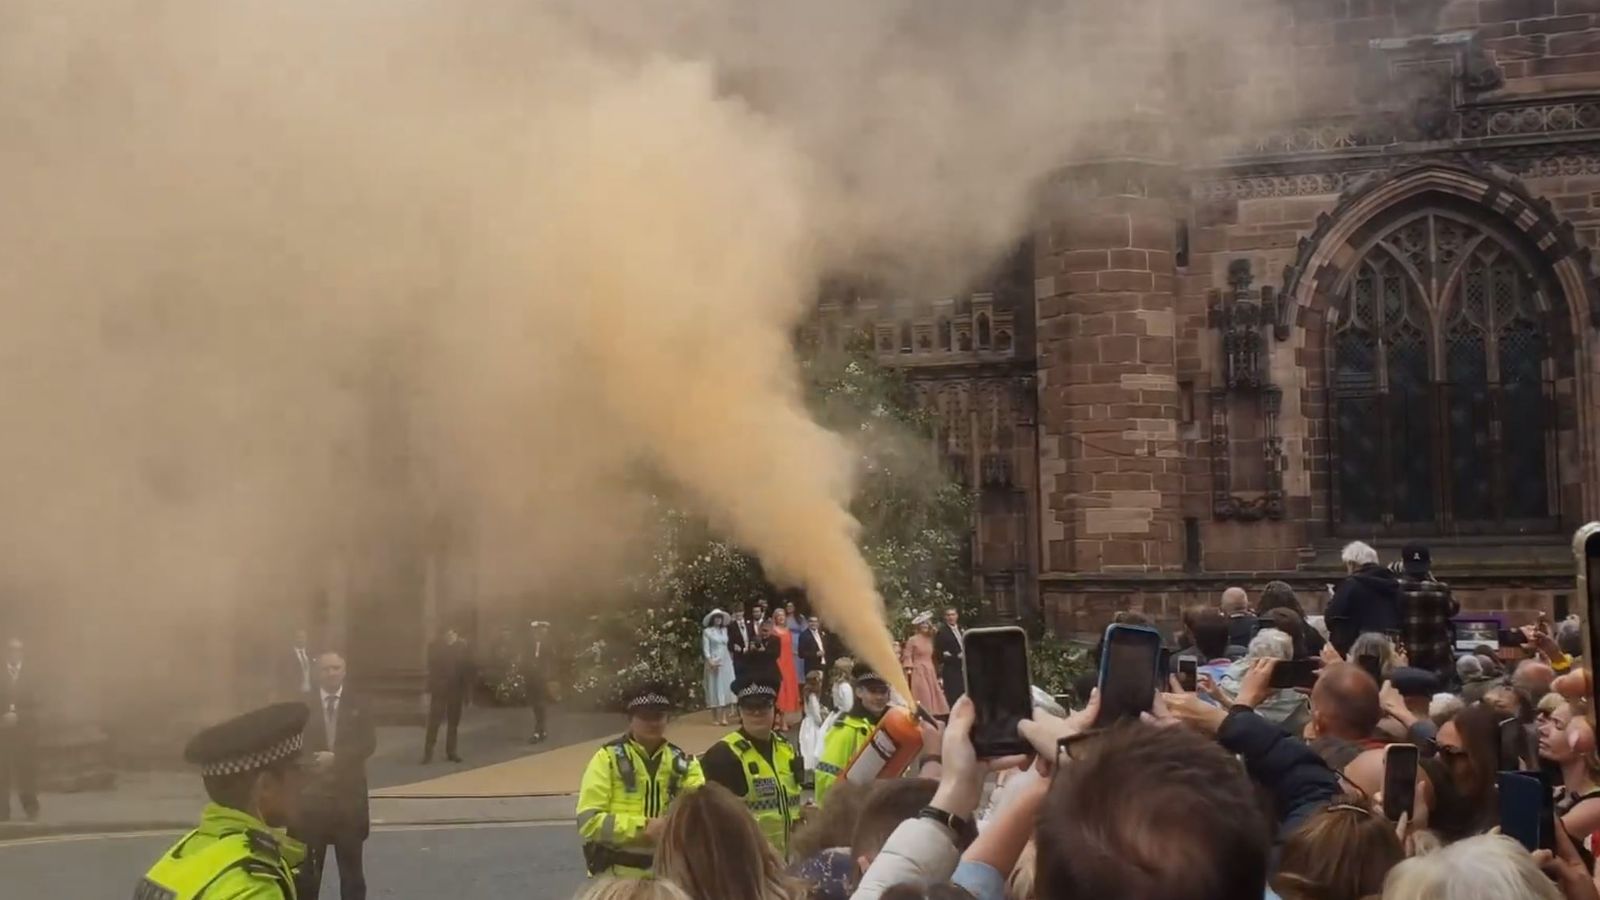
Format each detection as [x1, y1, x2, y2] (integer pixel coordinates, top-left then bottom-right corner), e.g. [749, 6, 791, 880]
[934, 625, 963, 675]
[1217, 707, 1339, 844]
[296, 688, 378, 840]
[1326, 564, 1401, 656]
[426, 639, 471, 696]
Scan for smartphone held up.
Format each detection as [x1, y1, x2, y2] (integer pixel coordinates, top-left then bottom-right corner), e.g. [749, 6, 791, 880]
[1095, 624, 1162, 727]
[962, 626, 1033, 759]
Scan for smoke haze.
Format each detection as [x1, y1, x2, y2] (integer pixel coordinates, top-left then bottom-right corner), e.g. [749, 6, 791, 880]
[0, 0, 1286, 712]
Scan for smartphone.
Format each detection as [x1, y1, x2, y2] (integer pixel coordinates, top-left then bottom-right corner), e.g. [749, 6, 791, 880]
[1382, 744, 1419, 822]
[1498, 771, 1555, 852]
[1095, 624, 1163, 726]
[1499, 628, 1528, 648]
[1269, 659, 1320, 690]
[1356, 653, 1383, 684]
[961, 626, 1033, 758]
[1177, 657, 1198, 693]
[1576, 523, 1600, 726]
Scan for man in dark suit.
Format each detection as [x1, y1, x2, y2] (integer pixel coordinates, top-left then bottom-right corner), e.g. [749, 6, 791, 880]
[0, 637, 39, 821]
[281, 628, 315, 700]
[423, 626, 469, 764]
[798, 616, 829, 689]
[935, 607, 965, 707]
[726, 603, 751, 678]
[295, 651, 376, 900]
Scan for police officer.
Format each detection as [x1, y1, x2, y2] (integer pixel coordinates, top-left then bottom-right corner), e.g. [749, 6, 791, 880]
[135, 702, 311, 900]
[575, 681, 705, 878]
[813, 662, 891, 806]
[698, 675, 804, 859]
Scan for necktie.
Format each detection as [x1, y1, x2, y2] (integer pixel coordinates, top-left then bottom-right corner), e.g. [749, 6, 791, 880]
[325, 695, 339, 745]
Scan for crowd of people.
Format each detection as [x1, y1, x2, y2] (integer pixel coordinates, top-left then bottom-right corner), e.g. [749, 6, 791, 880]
[126, 537, 1600, 900]
[572, 540, 1600, 900]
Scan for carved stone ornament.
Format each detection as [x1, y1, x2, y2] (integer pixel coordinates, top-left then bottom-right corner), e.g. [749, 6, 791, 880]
[1208, 260, 1286, 522]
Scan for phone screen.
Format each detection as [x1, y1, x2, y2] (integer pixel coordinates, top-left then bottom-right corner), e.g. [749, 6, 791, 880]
[1096, 625, 1161, 726]
[1269, 659, 1319, 690]
[1177, 658, 1198, 693]
[962, 627, 1032, 758]
[1498, 772, 1549, 852]
[1382, 744, 1419, 822]
[1356, 653, 1383, 684]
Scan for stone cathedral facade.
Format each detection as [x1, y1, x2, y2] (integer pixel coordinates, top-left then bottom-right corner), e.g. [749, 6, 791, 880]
[816, 0, 1600, 637]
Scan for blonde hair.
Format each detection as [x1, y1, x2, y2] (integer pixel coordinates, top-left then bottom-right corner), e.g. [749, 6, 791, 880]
[802, 669, 824, 701]
[654, 783, 801, 900]
[833, 657, 854, 680]
[1381, 834, 1561, 900]
[572, 878, 693, 900]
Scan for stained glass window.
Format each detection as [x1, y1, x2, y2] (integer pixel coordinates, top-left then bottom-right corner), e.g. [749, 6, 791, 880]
[1329, 210, 1555, 534]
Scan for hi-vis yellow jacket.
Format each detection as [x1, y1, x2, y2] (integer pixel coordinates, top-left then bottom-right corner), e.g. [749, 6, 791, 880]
[575, 735, 704, 878]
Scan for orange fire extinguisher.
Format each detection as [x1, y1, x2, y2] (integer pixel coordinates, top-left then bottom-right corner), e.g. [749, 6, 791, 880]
[841, 707, 925, 785]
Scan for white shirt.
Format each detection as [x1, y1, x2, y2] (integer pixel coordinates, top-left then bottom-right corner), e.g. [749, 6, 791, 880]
[295, 648, 311, 693]
[320, 687, 343, 745]
[809, 629, 827, 667]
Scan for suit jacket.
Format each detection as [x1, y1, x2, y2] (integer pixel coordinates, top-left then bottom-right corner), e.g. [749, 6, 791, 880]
[727, 618, 751, 656]
[934, 625, 964, 674]
[298, 688, 377, 840]
[0, 662, 38, 735]
[798, 629, 828, 670]
[426, 639, 470, 697]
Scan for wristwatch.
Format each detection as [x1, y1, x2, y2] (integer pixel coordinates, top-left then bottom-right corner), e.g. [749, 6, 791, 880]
[917, 805, 977, 850]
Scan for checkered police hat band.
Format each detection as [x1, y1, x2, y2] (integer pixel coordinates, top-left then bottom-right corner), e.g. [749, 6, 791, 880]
[198, 733, 303, 777]
[737, 685, 777, 700]
[628, 693, 669, 710]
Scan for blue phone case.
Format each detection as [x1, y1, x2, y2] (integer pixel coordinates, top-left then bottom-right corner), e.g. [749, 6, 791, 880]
[1095, 624, 1164, 723]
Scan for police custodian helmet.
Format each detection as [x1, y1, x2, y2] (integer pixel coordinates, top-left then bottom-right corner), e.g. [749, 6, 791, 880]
[184, 702, 310, 776]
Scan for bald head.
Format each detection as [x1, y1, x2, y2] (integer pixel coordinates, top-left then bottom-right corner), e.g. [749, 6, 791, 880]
[1311, 663, 1381, 741]
[1220, 587, 1249, 615]
[1512, 660, 1555, 701]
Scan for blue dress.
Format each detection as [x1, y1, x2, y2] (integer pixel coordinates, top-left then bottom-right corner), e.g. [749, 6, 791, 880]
[789, 616, 807, 680]
[702, 626, 735, 707]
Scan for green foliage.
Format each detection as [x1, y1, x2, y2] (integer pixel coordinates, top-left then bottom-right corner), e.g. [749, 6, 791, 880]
[570, 343, 976, 708]
[1028, 632, 1094, 702]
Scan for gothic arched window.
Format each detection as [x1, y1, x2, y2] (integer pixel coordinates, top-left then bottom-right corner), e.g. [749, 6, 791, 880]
[1329, 208, 1556, 534]
[937, 318, 953, 351]
[976, 314, 992, 349]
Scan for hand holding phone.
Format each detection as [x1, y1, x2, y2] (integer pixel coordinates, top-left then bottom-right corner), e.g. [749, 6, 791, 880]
[1498, 771, 1555, 852]
[1177, 657, 1198, 693]
[961, 626, 1032, 758]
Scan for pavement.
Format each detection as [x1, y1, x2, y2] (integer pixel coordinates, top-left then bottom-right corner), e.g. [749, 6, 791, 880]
[0, 704, 731, 842]
[0, 820, 589, 899]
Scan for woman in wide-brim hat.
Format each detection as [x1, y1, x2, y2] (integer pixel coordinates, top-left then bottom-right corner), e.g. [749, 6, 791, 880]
[702, 609, 736, 725]
[902, 611, 950, 716]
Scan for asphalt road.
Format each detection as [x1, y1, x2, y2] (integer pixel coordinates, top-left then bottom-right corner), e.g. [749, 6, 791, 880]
[0, 821, 590, 900]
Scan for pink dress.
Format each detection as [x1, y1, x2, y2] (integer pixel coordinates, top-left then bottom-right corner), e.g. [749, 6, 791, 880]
[902, 633, 950, 715]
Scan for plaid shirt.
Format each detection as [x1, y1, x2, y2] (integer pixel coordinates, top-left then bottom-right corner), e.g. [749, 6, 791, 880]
[1396, 571, 1459, 675]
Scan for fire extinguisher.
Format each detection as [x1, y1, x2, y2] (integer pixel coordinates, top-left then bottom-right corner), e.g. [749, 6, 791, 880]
[842, 707, 925, 785]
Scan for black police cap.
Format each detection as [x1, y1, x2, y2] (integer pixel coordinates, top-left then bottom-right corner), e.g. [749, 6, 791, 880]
[732, 675, 779, 706]
[1388, 666, 1440, 699]
[625, 681, 675, 713]
[184, 702, 310, 777]
[852, 662, 888, 688]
